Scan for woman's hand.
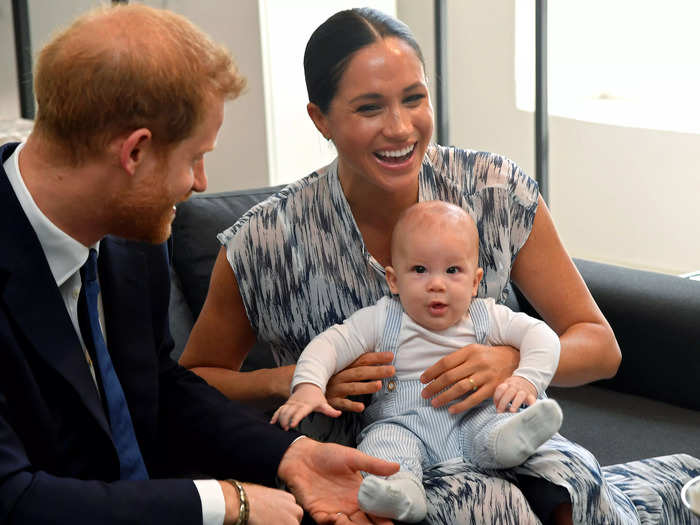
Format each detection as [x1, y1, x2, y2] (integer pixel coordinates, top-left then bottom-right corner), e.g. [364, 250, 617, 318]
[325, 352, 395, 412]
[420, 343, 519, 414]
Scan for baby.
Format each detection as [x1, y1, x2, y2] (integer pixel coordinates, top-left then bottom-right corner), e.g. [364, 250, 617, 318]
[272, 201, 563, 522]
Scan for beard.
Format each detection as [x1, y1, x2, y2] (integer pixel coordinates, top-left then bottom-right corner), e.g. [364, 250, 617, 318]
[108, 169, 178, 244]
[110, 199, 174, 244]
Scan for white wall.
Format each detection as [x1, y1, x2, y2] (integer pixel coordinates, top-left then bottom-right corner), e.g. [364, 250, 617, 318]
[440, 0, 700, 275]
[3, 1, 697, 273]
[259, 0, 396, 186]
[0, 0, 271, 192]
[146, 0, 270, 191]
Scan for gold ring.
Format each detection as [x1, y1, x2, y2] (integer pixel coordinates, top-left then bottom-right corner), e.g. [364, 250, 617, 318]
[468, 377, 477, 391]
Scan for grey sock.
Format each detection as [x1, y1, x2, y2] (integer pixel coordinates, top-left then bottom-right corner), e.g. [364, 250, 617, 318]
[475, 399, 563, 469]
[358, 473, 427, 523]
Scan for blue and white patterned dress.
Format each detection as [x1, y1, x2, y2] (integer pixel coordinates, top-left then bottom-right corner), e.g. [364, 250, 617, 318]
[219, 144, 700, 524]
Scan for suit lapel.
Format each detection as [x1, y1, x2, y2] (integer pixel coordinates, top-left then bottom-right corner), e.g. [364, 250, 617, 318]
[0, 146, 111, 438]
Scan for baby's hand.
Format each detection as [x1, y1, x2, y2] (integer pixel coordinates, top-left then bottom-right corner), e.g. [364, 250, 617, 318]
[270, 383, 342, 430]
[493, 376, 537, 413]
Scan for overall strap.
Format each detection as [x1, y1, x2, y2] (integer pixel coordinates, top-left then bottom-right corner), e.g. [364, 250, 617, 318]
[379, 295, 405, 363]
[468, 297, 491, 345]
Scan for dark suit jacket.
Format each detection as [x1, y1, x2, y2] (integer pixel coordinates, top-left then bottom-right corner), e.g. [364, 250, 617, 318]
[0, 142, 299, 524]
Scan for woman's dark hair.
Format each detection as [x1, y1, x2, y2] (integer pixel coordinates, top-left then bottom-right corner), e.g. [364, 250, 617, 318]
[304, 8, 425, 114]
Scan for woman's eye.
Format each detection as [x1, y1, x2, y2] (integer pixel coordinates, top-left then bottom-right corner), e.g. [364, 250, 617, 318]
[404, 94, 425, 105]
[446, 266, 459, 274]
[412, 265, 426, 274]
[357, 104, 381, 113]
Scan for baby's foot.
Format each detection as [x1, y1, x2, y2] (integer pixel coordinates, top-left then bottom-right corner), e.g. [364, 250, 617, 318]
[358, 474, 427, 523]
[490, 398, 563, 468]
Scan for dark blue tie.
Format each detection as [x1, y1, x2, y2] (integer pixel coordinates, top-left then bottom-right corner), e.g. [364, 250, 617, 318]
[79, 248, 149, 480]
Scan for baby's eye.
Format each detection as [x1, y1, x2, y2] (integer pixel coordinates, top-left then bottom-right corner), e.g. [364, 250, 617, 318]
[412, 265, 426, 274]
[446, 266, 460, 274]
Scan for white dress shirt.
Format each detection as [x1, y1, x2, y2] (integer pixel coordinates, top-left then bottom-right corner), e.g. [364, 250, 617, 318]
[4, 143, 225, 525]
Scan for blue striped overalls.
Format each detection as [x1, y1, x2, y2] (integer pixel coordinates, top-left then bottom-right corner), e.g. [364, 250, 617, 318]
[357, 296, 505, 481]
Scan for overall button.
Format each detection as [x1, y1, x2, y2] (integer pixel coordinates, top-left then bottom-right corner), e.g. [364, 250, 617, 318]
[387, 380, 396, 392]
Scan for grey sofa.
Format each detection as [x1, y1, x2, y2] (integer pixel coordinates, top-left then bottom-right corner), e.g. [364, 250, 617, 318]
[168, 187, 700, 467]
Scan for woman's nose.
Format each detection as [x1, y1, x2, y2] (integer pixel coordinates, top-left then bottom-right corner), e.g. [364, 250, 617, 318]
[383, 106, 412, 139]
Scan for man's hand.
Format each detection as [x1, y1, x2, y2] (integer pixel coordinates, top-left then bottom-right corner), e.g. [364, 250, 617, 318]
[325, 352, 395, 413]
[271, 383, 341, 430]
[278, 437, 399, 524]
[420, 343, 519, 414]
[493, 375, 537, 413]
[219, 480, 303, 525]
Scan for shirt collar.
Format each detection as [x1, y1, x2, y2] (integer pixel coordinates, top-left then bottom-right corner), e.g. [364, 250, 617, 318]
[3, 142, 99, 286]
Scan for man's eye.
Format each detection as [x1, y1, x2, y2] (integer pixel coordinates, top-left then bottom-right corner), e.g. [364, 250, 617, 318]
[446, 266, 459, 274]
[412, 265, 426, 274]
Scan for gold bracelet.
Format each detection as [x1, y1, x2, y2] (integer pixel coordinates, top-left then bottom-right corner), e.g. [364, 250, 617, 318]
[226, 479, 249, 525]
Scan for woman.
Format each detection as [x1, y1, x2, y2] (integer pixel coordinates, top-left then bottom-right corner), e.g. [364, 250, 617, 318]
[180, 8, 698, 524]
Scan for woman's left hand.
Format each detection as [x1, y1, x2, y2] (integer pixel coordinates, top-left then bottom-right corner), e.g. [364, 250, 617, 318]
[419, 343, 519, 414]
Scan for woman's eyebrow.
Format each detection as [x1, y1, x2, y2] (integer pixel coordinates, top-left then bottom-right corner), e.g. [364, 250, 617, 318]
[348, 93, 382, 104]
[348, 83, 426, 104]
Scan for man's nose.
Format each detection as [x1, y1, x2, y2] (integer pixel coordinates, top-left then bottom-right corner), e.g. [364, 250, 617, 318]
[192, 160, 208, 193]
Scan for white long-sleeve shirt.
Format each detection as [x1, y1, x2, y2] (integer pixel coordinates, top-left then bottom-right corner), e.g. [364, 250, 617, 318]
[292, 296, 560, 397]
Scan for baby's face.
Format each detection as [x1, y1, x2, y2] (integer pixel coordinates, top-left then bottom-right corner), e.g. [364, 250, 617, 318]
[386, 227, 483, 332]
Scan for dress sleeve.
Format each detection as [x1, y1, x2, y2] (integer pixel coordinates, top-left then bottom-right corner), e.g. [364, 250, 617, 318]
[502, 156, 539, 262]
[218, 216, 263, 336]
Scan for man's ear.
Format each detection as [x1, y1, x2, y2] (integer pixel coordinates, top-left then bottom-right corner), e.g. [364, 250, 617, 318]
[472, 267, 484, 297]
[118, 128, 152, 175]
[385, 266, 400, 295]
[307, 103, 331, 140]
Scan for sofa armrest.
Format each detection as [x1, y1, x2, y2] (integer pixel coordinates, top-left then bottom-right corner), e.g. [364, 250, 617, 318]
[575, 259, 700, 411]
[513, 259, 700, 411]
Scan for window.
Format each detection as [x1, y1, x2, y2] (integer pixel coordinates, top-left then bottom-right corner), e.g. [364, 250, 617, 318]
[515, 0, 700, 135]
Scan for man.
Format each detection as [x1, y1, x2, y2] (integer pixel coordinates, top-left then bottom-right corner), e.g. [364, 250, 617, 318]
[0, 5, 396, 524]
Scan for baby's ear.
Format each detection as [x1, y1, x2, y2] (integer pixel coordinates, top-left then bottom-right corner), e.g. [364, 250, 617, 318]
[385, 266, 400, 295]
[473, 267, 484, 296]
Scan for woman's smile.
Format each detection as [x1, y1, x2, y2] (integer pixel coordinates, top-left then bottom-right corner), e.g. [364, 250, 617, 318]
[373, 142, 417, 171]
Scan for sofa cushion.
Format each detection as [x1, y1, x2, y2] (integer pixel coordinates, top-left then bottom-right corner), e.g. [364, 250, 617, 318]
[550, 385, 700, 465]
[171, 186, 284, 318]
[170, 187, 283, 369]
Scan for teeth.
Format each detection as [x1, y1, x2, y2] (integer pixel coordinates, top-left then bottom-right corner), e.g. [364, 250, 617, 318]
[377, 144, 414, 157]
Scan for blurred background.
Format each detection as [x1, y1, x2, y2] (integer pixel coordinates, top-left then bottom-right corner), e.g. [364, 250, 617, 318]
[2, 0, 698, 275]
